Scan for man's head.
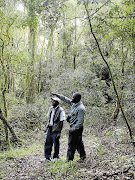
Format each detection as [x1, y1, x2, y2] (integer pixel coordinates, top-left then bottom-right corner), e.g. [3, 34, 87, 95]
[51, 97, 60, 108]
[71, 92, 81, 104]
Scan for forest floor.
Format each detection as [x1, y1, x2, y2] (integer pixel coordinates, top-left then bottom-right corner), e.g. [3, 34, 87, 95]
[0, 124, 135, 180]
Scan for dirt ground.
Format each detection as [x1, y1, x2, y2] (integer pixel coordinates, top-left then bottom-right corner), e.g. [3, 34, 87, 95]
[0, 127, 135, 180]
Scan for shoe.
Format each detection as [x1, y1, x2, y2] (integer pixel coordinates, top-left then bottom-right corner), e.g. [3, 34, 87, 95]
[77, 157, 86, 163]
[40, 157, 51, 163]
[52, 158, 59, 162]
[45, 157, 51, 161]
[66, 158, 73, 162]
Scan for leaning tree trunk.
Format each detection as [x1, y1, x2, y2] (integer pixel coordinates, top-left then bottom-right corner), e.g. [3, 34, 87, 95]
[84, 0, 135, 146]
[112, 42, 128, 123]
[0, 108, 21, 143]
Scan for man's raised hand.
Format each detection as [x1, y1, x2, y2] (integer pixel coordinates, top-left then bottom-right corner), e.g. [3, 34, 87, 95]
[50, 92, 56, 96]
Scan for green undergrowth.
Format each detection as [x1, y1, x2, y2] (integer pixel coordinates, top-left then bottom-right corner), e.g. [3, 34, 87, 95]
[0, 143, 43, 159]
[30, 157, 84, 180]
[0, 125, 135, 179]
[0, 133, 135, 179]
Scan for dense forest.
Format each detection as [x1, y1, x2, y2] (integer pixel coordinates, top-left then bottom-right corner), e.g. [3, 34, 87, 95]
[0, 0, 135, 179]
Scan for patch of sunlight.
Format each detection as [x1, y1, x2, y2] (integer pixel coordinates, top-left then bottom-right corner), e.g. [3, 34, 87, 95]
[16, 3, 24, 12]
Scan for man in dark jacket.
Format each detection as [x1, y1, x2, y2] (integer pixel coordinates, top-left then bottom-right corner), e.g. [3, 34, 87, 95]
[44, 97, 65, 161]
[51, 92, 86, 162]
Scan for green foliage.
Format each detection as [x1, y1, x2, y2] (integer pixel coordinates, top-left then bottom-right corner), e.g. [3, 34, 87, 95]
[0, 2, 134, 180]
[0, 143, 42, 159]
[0, 0, 134, 152]
[0, 0, 5, 7]
[46, 159, 78, 179]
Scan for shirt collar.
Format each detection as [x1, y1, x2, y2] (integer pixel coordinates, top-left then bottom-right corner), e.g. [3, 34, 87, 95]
[74, 101, 81, 107]
[52, 105, 59, 110]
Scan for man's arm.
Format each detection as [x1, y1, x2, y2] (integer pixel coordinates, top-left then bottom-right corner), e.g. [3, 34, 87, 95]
[57, 110, 65, 137]
[71, 109, 85, 131]
[44, 121, 49, 133]
[51, 92, 72, 105]
[56, 121, 63, 138]
[44, 107, 52, 133]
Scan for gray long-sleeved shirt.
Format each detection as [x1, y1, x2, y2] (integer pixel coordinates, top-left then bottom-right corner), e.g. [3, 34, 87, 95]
[56, 94, 86, 131]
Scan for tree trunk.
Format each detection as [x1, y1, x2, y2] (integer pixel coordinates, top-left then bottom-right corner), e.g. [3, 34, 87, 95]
[0, 43, 10, 145]
[2, 89, 9, 142]
[73, 11, 77, 70]
[0, 109, 20, 143]
[112, 44, 128, 123]
[26, 0, 37, 103]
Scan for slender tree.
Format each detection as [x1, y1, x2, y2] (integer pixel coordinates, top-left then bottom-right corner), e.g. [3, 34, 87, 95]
[0, 11, 16, 145]
[84, 0, 135, 146]
[23, 0, 38, 103]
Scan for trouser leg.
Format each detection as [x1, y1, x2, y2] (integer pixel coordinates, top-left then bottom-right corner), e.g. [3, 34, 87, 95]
[67, 127, 86, 161]
[44, 128, 53, 159]
[52, 133, 60, 158]
[67, 131, 77, 161]
[77, 127, 86, 159]
[77, 136, 86, 159]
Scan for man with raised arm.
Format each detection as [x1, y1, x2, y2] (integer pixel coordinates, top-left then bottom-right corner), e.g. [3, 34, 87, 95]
[51, 92, 86, 162]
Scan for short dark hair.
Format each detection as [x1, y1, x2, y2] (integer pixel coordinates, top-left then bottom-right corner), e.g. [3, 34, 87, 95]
[73, 92, 81, 102]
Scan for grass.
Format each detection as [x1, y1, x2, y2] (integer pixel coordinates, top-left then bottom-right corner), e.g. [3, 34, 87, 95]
[0, 143, 43, 159]
[0, 125, 135, 179]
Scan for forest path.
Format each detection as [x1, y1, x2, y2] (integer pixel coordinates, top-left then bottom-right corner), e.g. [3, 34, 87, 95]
[0, 129, 97, 179]
[0, 128, 135, 179]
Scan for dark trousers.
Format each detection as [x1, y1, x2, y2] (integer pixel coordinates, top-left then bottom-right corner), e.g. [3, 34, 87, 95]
[44, 128, 60, 159]
[67, 126, 86, 161]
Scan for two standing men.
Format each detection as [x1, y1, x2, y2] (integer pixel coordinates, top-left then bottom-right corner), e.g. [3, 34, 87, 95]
[44, 92, 86, 162]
